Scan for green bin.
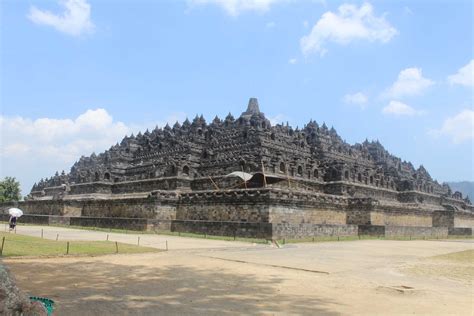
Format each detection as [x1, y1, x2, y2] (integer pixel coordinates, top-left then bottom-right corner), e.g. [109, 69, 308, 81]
[29, 296, 55, 316]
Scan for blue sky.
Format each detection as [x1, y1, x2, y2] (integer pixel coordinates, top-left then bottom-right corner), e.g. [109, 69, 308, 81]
[1, 0, 473, 195]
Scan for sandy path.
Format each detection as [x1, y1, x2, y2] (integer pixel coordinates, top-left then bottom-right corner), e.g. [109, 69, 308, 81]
[4, 232, 473, 315]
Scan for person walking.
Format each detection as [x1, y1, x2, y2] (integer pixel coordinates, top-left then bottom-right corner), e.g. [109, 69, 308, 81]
[9, 215, 17, 232]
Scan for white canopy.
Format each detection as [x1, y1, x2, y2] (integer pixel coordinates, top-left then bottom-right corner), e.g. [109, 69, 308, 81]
[225, 171, 253, 181]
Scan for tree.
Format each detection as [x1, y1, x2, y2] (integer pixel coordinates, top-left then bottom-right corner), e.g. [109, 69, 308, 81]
[0, 177, 22, 202]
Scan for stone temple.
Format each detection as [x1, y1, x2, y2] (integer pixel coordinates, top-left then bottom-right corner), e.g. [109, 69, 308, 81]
[11, 98, 474, 238]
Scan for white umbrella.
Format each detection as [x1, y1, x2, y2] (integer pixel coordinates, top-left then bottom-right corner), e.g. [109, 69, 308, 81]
[8, 208, 23, 217]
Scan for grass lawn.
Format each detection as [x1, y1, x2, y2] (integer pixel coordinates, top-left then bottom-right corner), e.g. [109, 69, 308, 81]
[0, 232, 159, 257]
[432, 249, 474, 263]
[275, 234, 473, 244]
[404, 249, 474, 282]
[0, 221, 270, 244]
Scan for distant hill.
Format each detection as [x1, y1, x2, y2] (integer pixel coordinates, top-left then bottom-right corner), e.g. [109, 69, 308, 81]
[447, 181, 474, 200]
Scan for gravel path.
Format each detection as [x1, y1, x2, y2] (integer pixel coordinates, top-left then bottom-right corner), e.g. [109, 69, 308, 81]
[3, 225, 473, 315]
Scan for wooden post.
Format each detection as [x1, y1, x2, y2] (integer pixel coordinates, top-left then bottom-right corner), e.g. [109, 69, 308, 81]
[115, 241, 119, 253]
[66, 241, 70, 255]
[41, 229, 43, 239]
[0, 237, 5, 256]
[106, 234, 109, 241]
[166, 240, 168, 251]
[234, 231, 236, 241]
[312, 237, 315, 242]
[241, 165, 248, 189]
[261, 160, 267, 188]
[338, 236, 340, 241]
[208, 176, 220, 191]
[56, 234, 59, 241]
[137, 236, 140, 246]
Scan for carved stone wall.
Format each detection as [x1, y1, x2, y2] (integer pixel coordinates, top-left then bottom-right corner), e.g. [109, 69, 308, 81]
[272, 223, 357, 239]
[269, 207, 347, 225]
[454, 212, 474, 228]
[385, 226, 447, 237]
[370, 210, 433, 227]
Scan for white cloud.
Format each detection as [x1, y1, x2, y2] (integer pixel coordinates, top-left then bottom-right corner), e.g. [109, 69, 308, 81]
[403, 6, 413, 15]
[448, 60, 474, 88]
[382, 100, 424, 117]
[0, 109, 187, 194]
[3, 143, 31, 156]
[300, 2, 397, 56]
[385, 67, 434, 98]
[28, 0, 94, 36]
[142, 112, 188, 131]
[266, 21, 276, 28]
[343, 92, 368, 109]
[188, 0, 282, 16]
[0, 109, 128, 163]
[268, 114, 287, 125]
[288, 58, 297, 64]
[429, 110, 474, 144]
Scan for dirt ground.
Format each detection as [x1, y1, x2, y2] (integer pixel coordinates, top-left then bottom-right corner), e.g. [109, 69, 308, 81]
[3, 226, 474, 315]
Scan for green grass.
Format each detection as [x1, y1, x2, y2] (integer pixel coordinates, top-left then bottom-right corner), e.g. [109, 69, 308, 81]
[75, 225, 268, 244]
[2, 222, 271, 244]
[146, 229, 270, 244]
[405, 249, 474, 281]
[432, 249, 474, 263]
[0, 232, 158, 257]
[1, 221, 271, 244]
[277, 234, 474, 244]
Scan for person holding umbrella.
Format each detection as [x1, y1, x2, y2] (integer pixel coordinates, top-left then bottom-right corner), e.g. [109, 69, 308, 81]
[9, 215, 17, 231]
[8, 208, 23, 232]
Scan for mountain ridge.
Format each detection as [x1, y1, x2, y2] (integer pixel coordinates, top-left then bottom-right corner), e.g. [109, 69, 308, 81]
[446, 181, 474, 200]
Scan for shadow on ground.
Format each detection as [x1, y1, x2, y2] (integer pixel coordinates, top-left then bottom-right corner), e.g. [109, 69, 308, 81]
[6, 256, 337, 315]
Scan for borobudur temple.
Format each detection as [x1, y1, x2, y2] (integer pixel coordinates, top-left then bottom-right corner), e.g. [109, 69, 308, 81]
[7, 98, 473, 238]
